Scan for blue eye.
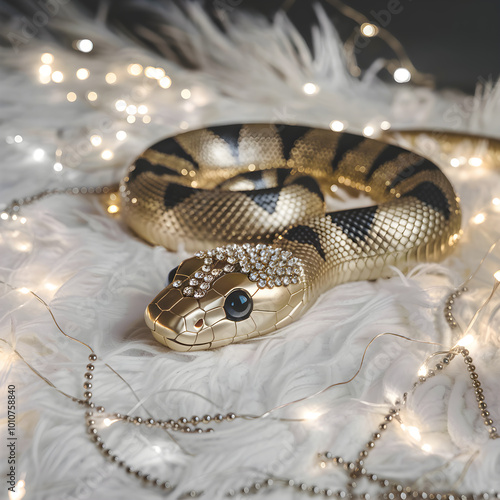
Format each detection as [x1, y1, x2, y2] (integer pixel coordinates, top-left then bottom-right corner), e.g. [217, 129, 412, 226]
[224, 289, 253, 321]
[167, 266, 179, 286]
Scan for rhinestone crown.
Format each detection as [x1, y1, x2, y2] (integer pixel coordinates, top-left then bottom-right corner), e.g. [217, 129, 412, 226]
[171, 244, 302, 298]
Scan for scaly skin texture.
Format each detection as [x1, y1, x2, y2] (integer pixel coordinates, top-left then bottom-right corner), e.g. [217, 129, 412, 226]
[121, 124, 461, 351]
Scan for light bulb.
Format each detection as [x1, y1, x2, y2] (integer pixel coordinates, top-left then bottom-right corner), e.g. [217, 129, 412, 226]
[101, 150, 114, 161]
[41, 53, 54, 64]
[51, 71, 64, 83]
[329, 120, 345, 132]
[363, 126, 374, 137]
[472, 213, 486, 225]
[302, 82, 318, 95]
[393, 68, 411, 83]
[127, 64, 143, 76]
[75, 39, 93, 53]
[33, 148, 45, 161]
[159, 76, 172, 89]
[407, 426, 421, 441]
[105, 72, 117, 84]
[90, 135, 102, 147]
[76, 68, 89, 80]
[360, 23, 378, 37]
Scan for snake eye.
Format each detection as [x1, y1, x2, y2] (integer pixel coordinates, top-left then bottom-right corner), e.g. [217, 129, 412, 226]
[167, 266, 179, 286]
[224, 289, 253, 322]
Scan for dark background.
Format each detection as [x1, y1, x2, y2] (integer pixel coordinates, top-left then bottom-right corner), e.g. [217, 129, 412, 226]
[79, 0, 500, 94]
[4, 0, 500, 95]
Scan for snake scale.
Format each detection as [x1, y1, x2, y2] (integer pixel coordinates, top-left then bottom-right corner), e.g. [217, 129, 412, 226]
[120, 123, 461, 351]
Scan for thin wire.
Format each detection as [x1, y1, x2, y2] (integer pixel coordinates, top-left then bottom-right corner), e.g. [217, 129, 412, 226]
[247, 333, 446, 420]
[324, 0, 433, 85]
[0, 338, 84, 403]
[453, 279, 500, 346]
[460, 238, 500, 287]
[0, 280, 149, 412]
[0, 280, 95, 353]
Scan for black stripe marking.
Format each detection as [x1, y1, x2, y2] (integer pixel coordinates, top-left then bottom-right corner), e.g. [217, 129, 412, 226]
[276, 168, 290, 186]
[163, 183, 198, 209]
[365, 145, 405, 179]
[289, 176, 324, 201]
[277, 125, 310, 159]
[327, 206, 378, 243]
[150, 138, 200, 170]
[388, 159, 438, 189]
[208, 124, 243, 159]
[403, 182, 450, 219]
[128, 158, 181, 183]
[283, 225, 326, 260]
[244, 188, 280, 214]
[331, 133, 365, 173]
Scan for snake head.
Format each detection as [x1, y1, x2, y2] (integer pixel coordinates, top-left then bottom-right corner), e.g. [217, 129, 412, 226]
[145, 244, 305, 351]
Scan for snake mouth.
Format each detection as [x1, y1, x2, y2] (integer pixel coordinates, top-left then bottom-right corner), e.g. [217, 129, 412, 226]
[144, 305, 213, 349]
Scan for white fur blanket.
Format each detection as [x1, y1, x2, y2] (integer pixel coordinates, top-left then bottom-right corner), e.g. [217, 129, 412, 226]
[1, 2, 500, 499]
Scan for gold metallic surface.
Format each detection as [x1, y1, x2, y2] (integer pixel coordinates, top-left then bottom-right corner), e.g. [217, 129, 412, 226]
[125, 124, 461, 350]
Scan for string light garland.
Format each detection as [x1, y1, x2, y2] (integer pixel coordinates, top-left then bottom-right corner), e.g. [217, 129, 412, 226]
[2, 248, 500, 498]
[1, 24, 500, 500]
[323, 0, 434, 85]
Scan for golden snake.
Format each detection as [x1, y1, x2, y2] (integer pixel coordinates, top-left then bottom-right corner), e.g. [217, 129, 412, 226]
[120, 124, 461, 351]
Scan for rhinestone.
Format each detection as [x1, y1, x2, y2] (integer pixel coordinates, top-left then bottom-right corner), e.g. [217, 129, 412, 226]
[194, 251, 205, 258]
[241, 265, 250, 273]
[207, 250, 214, 257]
[227, 256, 237, 264]
[291, 276, 299, 284]
[202, 265, 211, 272]
[183, 287, 194, 296]
[283, 276, 290, 286]
[249, 272, 258, 281]
[257, 279, 267, 288]
[275, 277, 282, 286]
[189, 279, 199, 286]
[293, 266, 300, 275]
[286, 267, 293, 275]
[211, 268, 222, 276]
[194, 290, 206, 299]
[216, 253, 225, 260]
[224, 265, 235, 273]
[194, 271, 204, 279]
[200, 282, 210, 290]
[204, 275, 214, 282]
[255, 262, 264, 270]
[172, 280, 182, 288]
[204, 258, 213, 265]
[267, 279, 275, 288]
[259, 273, 267, 280]
[289, 257, 298, 265]
[276, 267, 285, 276]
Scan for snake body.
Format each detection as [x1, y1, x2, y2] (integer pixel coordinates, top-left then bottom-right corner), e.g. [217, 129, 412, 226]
[120, 124, 461, 351]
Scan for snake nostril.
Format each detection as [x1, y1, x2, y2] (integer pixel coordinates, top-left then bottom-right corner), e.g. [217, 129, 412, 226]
[195, 319, 204, 329]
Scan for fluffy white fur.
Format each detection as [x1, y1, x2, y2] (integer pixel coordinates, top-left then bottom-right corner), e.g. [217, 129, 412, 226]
[1, 2, 500, 499]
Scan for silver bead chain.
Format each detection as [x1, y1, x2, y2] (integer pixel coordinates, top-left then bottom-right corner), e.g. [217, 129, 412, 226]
[82, 353, 238, 494]
[233, 347, 499, 499]
[444, 286, 468, 328]
[2, 185, 119, 217]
